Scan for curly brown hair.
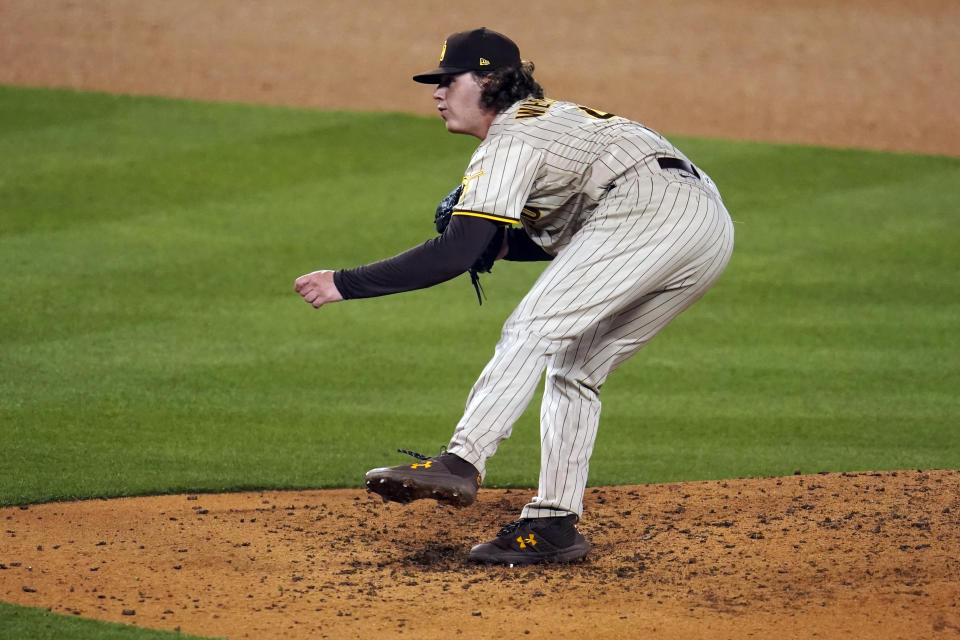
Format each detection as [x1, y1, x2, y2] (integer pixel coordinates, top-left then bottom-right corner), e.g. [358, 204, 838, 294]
[476, 60, 544, 113]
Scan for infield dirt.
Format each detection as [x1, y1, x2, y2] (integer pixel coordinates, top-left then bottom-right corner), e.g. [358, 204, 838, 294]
[3, 471, 959, 639]
[1, 2, 958, 639]
[1, 0, 958, 156]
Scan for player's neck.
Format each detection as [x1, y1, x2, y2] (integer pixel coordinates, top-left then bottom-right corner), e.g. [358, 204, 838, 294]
[467, 110, 498, 140]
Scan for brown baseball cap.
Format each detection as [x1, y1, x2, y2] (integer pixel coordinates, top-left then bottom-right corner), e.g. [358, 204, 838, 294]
[413, 28, 521, 84]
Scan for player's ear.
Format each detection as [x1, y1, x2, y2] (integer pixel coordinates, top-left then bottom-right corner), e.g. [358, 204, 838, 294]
[476, 72, 494, 88]
[474, 73, 497, 112]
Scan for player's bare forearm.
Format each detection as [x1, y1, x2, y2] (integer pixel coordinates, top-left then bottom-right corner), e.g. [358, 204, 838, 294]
[294, 270, 344, 309]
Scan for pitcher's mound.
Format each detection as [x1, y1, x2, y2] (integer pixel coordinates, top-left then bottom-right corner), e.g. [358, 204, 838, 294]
[2, 470, 958, 639]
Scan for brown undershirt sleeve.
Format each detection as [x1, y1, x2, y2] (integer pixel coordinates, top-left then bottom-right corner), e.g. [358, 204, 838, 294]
[333, 215, 501, 300]
[503, 227, 554, 262]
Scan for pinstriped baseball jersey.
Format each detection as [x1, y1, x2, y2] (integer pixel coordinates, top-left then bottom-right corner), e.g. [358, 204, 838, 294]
[452, 97, 698, 253]
[446, 94, 734, 521]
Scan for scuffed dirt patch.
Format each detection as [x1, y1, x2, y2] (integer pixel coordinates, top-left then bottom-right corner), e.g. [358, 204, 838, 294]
[2, 470, 958, 639]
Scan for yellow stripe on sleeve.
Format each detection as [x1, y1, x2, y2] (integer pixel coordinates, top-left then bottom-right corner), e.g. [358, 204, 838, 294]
[452, 210, 520, 225]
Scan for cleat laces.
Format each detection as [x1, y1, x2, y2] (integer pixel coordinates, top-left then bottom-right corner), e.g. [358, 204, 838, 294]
[396, 446, 448, 461]
[496, 519, 528, 537]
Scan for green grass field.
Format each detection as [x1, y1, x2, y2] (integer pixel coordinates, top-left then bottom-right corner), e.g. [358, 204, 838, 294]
[0, 601, 215, 640]
[1, 85, 958, 638]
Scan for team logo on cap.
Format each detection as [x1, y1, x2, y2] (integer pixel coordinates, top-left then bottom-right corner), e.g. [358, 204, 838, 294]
[479, 57, 491, 66]
[440, 40, 447, 63]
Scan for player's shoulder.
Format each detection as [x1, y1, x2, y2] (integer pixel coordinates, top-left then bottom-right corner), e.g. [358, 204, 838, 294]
[488, 97, 671, 156]
[490, 98, 589, 145]
[496, 97, 642, 134]
[498, 97, 585, 122]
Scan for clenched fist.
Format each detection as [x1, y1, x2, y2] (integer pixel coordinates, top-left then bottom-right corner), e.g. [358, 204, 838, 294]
[294, 270, 344, 309]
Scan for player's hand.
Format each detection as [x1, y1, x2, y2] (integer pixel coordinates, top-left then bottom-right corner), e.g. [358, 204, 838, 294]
[294, 270, 344, 309]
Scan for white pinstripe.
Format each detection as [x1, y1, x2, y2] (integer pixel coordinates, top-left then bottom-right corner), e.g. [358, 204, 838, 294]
[442, 98, 733, 518]
[448, 161, 734, 518]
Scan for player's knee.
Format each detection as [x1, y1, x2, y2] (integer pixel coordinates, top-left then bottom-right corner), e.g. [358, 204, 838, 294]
[545, 370, 602, 399]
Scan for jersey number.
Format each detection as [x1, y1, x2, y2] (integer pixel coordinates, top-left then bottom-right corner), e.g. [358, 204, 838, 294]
[577, 105, 617, 120]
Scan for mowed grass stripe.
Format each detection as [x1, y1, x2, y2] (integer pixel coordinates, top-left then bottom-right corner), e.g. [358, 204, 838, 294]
[0, 86, 958, 512]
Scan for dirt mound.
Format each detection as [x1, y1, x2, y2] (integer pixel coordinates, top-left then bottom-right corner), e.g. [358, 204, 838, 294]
[2, 470, 958, 639]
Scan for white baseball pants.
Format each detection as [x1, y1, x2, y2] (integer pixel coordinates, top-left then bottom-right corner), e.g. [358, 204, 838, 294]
[447, 162, 735, 518]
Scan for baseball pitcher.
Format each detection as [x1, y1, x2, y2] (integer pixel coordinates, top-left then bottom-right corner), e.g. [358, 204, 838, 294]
[295, 27, 734, 565]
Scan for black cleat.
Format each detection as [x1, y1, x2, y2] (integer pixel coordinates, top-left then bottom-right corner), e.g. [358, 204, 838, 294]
[365, 450, 480, 508]
[469, 515, 590, 565]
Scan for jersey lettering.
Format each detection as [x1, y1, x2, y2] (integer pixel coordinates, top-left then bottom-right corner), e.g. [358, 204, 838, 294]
[516, 98, 556, 119]
[460, 169, 486, 199]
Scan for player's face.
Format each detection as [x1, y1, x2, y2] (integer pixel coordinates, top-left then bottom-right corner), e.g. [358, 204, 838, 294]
[433, 72, 496, 140]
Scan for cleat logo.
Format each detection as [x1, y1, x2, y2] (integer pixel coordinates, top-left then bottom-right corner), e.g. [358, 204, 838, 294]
[410, 461, 433, 469]
[516, 534, 537, 549]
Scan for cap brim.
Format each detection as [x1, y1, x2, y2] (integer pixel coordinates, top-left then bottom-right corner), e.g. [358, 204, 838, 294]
[412, 67, 471, 84]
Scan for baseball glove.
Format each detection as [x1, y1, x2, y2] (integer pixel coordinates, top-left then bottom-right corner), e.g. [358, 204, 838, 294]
[435, 184, 505, 304]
